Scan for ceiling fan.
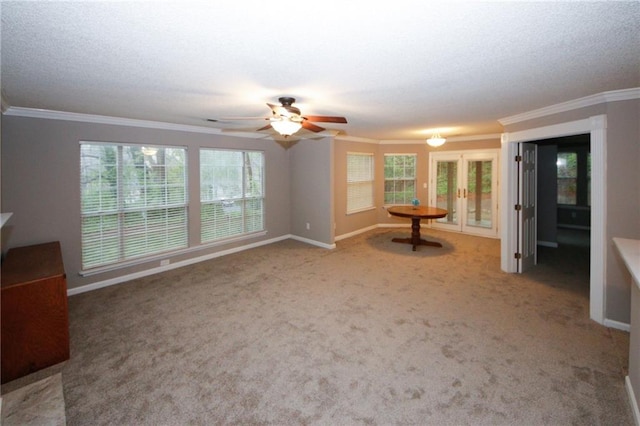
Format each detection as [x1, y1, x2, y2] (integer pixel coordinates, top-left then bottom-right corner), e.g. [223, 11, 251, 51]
[207, 97, 347, 137]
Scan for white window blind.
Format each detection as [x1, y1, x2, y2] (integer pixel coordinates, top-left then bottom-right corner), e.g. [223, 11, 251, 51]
[80, 143, 188, 270]
[384, 154, 417, 204]
[200, 149, 264, 243]
[347, 152, 375, 213]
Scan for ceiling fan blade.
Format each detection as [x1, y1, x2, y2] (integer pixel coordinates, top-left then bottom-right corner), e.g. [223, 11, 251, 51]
[267, 103, 285, 114]
[302, 121, 325, 132]
[256, 124, 273, 131]
[303, 115, 348, 123]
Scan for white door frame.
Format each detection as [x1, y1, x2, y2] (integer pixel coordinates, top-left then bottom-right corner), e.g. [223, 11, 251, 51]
[500, 115, 607, 324]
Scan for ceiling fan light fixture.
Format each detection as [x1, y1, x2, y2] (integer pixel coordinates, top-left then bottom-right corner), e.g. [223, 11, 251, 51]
[426, 132, 446, 147]
[271, 118, 302, 136]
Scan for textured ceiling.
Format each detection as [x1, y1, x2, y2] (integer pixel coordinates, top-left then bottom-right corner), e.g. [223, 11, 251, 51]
[1, 1, 639, 140]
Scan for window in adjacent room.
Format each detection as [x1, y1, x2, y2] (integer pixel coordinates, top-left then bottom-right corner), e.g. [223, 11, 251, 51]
[80, 143, 188, 270]
[557, 152, 577, 205]
[200, 149, 264, 243]
[384, 154, 416, 205]
[557, 150, 591, 206]
[347, 152, 375, 213]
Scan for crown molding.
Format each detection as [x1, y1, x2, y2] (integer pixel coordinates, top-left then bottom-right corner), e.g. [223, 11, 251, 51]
[380, 133, 501, 145]
[334, 135, 379, 144]
[499, 87, 640, 126]
[2, 106, 346, 140]
[379, 139, 424, 145]
[447, 133, 502, 142]
[1, 106, 269, 137]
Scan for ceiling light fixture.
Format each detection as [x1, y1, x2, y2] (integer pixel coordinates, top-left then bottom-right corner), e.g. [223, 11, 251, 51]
[270, 118, 302, 137]
[426, 132, 446, 147]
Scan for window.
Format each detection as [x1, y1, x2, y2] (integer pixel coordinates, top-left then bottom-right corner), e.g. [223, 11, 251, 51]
[557, 152, 577, 204]
[557, 150, 591, 206]
[384, 154, 416, 204]
[200, 149, 264, 243]
[347, 152, 375, 213]
[80, 143, 188, 270]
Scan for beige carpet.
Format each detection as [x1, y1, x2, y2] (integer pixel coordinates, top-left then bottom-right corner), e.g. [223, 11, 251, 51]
[60, 228, 631, 425]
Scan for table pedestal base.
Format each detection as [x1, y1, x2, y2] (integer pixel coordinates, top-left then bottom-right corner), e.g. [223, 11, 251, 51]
[391, 217, 442, 251]
[392, 237, 443, 251]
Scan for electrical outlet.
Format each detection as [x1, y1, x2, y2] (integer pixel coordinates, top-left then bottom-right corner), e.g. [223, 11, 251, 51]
[161, 259, 170, 266]
[306, 222, 310, 230]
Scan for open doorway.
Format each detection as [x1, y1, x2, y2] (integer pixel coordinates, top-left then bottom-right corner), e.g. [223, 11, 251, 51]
[500, 115, 607, 324]
[536, 135, 590, 247]
[533, 134, 591, 296]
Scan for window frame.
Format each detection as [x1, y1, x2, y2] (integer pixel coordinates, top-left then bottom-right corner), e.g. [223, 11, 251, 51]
[80, 142, 189, 272]
[346, 152, 375, 214]
[556, 149, 591, 207]
[556, 152, 578, 205]
[383, 153, 417, 205]
[199, 148, 265, 244]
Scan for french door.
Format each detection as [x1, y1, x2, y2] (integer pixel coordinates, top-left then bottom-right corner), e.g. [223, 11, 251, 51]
[428, 150, 500, 238]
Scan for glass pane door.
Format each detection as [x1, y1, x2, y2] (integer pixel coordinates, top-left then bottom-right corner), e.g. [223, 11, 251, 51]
[465, 160, 493, 229]
[435, 160, 458, 226]
[429, 150, 499, 238]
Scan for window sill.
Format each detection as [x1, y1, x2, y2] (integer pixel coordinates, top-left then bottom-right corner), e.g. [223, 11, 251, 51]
[79, 230, 267, 277]
[557, 205, 591, 210]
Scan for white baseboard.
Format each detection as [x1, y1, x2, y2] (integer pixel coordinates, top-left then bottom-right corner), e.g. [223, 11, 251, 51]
[68, 234, 294, 296]
[334, 225, 380, 241]
[558, 224, 591, 230]
[627, 376, 640, 426]
[604, 318, 631, 332]
[289, 234, 336, 249]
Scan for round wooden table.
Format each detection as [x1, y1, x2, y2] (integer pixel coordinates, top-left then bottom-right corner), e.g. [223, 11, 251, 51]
[387, 206, 449, 251]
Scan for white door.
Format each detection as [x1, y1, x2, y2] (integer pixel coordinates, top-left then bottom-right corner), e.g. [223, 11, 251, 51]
[430, 153, 462, 233]
[461, 152, 499, 237]
[518, 143, 537, 272]
[429, 150, 499, 238]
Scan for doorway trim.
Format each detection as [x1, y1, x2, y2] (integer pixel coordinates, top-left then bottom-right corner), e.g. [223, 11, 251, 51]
[500, 115, 606, 325]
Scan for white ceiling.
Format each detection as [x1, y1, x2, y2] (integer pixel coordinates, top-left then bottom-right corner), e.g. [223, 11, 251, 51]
[2, 1, 639, 141]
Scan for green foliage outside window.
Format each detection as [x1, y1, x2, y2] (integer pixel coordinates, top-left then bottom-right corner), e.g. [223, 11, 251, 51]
[384, 154, 416, 204]
[200, 149, 264, 243]
[80, 144, 188, 269]
[466, 161, 493, 195]
[557, 152, 577, 205]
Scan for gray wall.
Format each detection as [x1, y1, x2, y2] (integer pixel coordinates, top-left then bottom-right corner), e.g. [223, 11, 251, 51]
[606, 99, 640, 322]
[631, 284, 640, 413]
[1, 116, 292, 290]
[504, 99, 640, 323]
[289, 137, 334, 245]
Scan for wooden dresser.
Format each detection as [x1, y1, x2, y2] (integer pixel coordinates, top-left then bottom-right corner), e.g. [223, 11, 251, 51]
[1, 241, 70, 384]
